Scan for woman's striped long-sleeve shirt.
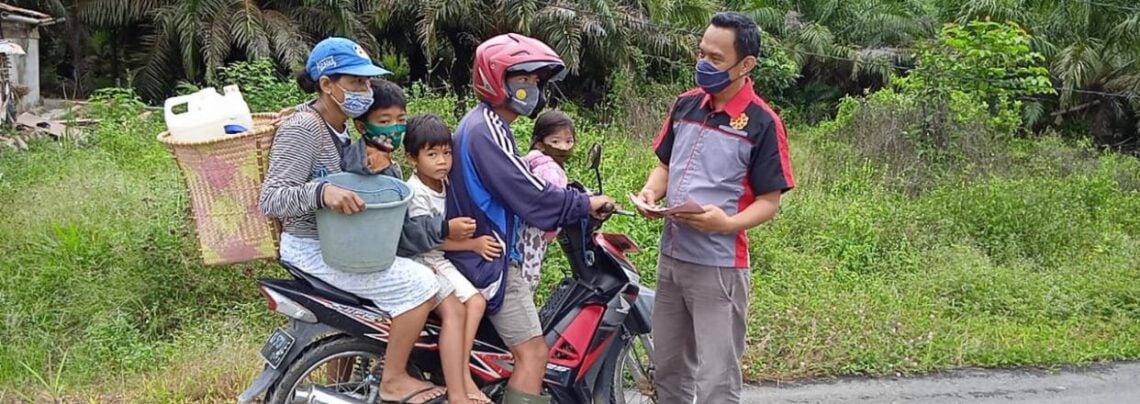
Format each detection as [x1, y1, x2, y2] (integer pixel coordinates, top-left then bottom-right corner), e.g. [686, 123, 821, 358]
[259, 104, 342, 239]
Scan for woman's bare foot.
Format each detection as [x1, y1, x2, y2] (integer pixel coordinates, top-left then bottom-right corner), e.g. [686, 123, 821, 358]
[379, 374, 444, 403]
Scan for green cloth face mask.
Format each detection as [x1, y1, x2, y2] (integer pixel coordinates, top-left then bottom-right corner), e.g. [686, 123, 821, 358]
[364, 122, 406, 150]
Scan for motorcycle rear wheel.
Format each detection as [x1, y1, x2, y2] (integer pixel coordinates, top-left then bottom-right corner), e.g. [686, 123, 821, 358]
[266, 337, 387, 404]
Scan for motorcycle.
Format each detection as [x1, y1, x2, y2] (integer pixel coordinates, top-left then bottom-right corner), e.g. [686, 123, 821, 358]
[239, 144, 657, 404]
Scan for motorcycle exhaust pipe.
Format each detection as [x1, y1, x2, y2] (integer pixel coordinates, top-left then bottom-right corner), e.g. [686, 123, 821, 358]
[292, 385, 369, 404]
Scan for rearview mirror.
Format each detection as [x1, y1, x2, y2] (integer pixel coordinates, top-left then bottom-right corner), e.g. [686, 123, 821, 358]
[588, 143, 602, 171]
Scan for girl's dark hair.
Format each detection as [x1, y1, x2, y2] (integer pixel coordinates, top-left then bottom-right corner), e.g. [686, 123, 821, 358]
[354, 80, 407, 123]
[531, 110, 575, 149]
[295, 71, 343, 94]
[404, 113, 452, 156]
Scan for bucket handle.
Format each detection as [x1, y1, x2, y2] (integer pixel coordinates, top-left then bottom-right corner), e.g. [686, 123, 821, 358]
[321, 181, 407, 199]
[364, 198, 409, 210]
[321, 182, 410, 211]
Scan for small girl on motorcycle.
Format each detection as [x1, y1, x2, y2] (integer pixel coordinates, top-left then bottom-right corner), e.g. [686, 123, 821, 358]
[519, 110, 577, 291]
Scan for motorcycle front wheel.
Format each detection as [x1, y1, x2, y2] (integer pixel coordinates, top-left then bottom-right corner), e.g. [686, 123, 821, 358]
[610, 332, 657, 404]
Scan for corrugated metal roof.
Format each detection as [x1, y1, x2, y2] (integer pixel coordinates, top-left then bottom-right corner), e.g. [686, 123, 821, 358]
[0, 3, 55, 25]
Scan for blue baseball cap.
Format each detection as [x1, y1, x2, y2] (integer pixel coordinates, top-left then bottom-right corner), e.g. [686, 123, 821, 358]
[306, 37, 391, 80]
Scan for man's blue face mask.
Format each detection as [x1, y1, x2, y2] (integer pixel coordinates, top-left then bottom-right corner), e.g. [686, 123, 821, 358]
[695, 58, 745, 95]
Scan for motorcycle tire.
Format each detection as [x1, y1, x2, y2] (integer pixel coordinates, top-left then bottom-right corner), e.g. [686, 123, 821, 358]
[266, 336, 387, 404]
[606, 333, 657, 404]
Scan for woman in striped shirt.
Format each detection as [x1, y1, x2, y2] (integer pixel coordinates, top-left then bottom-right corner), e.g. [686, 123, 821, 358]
[259, 37, 472, 404]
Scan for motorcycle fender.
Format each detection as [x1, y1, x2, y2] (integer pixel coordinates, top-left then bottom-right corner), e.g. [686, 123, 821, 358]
[588, 336, 630, 404]
[237, 366, 280, 404]
[624, 286, 655, 335]
[236, 321, 341, 403]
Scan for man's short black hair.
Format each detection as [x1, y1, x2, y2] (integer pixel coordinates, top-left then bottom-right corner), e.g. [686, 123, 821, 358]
[711, 11, 761, 61]
[354, 79, 406, 122]
[404, 113, 452, 156]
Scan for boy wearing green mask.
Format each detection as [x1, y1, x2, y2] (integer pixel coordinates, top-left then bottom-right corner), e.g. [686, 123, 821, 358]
[351, 79, 408, 176]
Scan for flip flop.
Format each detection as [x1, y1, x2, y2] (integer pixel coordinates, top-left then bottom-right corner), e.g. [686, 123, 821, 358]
[468, 392, 493, 404]
[380, 385, 446, 404]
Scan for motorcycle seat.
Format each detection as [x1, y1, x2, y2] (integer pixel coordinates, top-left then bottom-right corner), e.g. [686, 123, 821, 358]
[278, 260, 364, 306]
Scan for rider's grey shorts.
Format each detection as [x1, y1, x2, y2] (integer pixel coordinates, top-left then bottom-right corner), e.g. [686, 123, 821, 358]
[489, 263, 543, 347]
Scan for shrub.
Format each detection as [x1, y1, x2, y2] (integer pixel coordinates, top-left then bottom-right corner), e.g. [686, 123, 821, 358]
[819, 88, 1012, 194]
[897, 20, 1054, 130]
[212, 59, 309, 113]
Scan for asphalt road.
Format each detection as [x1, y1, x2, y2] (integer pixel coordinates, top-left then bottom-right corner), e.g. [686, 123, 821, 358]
[741, 361, 1140, 403]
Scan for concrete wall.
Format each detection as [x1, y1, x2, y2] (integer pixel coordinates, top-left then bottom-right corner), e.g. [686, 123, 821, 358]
[1, 22, 40, 111]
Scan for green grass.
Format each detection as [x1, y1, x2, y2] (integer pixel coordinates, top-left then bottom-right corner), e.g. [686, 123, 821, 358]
[2, 90, 1139, 400]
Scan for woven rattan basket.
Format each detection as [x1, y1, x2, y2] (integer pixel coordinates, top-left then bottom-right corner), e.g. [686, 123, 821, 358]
[158, 112, 282, 265]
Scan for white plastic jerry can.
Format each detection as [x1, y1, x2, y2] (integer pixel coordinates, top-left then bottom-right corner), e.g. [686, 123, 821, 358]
[163, 85, 255, 142]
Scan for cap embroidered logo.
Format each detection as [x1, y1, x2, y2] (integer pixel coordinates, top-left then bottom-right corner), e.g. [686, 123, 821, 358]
[353, 45, 369, 59]
[316, 56, 337, 75]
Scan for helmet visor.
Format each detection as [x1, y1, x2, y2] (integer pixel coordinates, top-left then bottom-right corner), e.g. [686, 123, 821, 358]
[507, 61, 568, 82]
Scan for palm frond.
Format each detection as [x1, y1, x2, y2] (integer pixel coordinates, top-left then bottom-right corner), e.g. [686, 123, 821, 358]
[133, 28, 175, 100]
[204, 11, 232, 80]
[798, 22, 835, 56]
[506, 0, 539, 32]
[533, 3, 582, 71]
[1108, 13, 1140, 53]
[1029, 35, 1059, 61]
[860, 13, 921, 46]
[289, 6, 338, 38]
[229, 1, 271, 61]
[1021, 100, 1046, 127]
[77, 0, 163, 26]
[663, 0, 711, 29]
[1103, 72, 1140, 99]
[263, 10, 309, 69]
[746, 7, 787, 35]
[1052, 40, 1106, 105]
[956, 0, 1028, 25]
[849, 46, 900, 82]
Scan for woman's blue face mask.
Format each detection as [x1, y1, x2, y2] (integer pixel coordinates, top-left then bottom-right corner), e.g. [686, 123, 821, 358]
[333, 83, 374, 118]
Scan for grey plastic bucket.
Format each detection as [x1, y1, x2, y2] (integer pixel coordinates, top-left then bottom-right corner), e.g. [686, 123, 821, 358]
[315, 172, 412, 273]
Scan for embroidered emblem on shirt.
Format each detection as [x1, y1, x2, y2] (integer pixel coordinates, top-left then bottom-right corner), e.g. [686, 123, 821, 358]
[730, 114, 749, 130]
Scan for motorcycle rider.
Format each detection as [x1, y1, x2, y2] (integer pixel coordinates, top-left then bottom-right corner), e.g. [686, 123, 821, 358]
[444, 33, 615, 404]
[260, 37, 467, 404]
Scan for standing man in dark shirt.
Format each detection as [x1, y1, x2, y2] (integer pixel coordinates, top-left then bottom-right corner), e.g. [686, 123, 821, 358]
[634, 12, 796, 404]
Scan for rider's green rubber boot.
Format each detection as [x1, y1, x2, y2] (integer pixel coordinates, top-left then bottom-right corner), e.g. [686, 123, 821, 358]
[503, 387, 551, 404]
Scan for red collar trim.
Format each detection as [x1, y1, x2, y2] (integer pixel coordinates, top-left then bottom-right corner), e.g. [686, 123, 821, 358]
[699, 78, 756, 118]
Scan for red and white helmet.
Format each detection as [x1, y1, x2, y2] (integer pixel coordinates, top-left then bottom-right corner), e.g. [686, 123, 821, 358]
[472, 33, 567, 105]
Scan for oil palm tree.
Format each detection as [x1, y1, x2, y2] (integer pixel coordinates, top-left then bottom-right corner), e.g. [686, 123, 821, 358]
[10, 0, 161, 95]
[130, 0, 315, 100]
[29, 0, 364, 100]
[369, 0, 709, 101]
[948, 0, 1140, 146]
[727, 0, 933, 98]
